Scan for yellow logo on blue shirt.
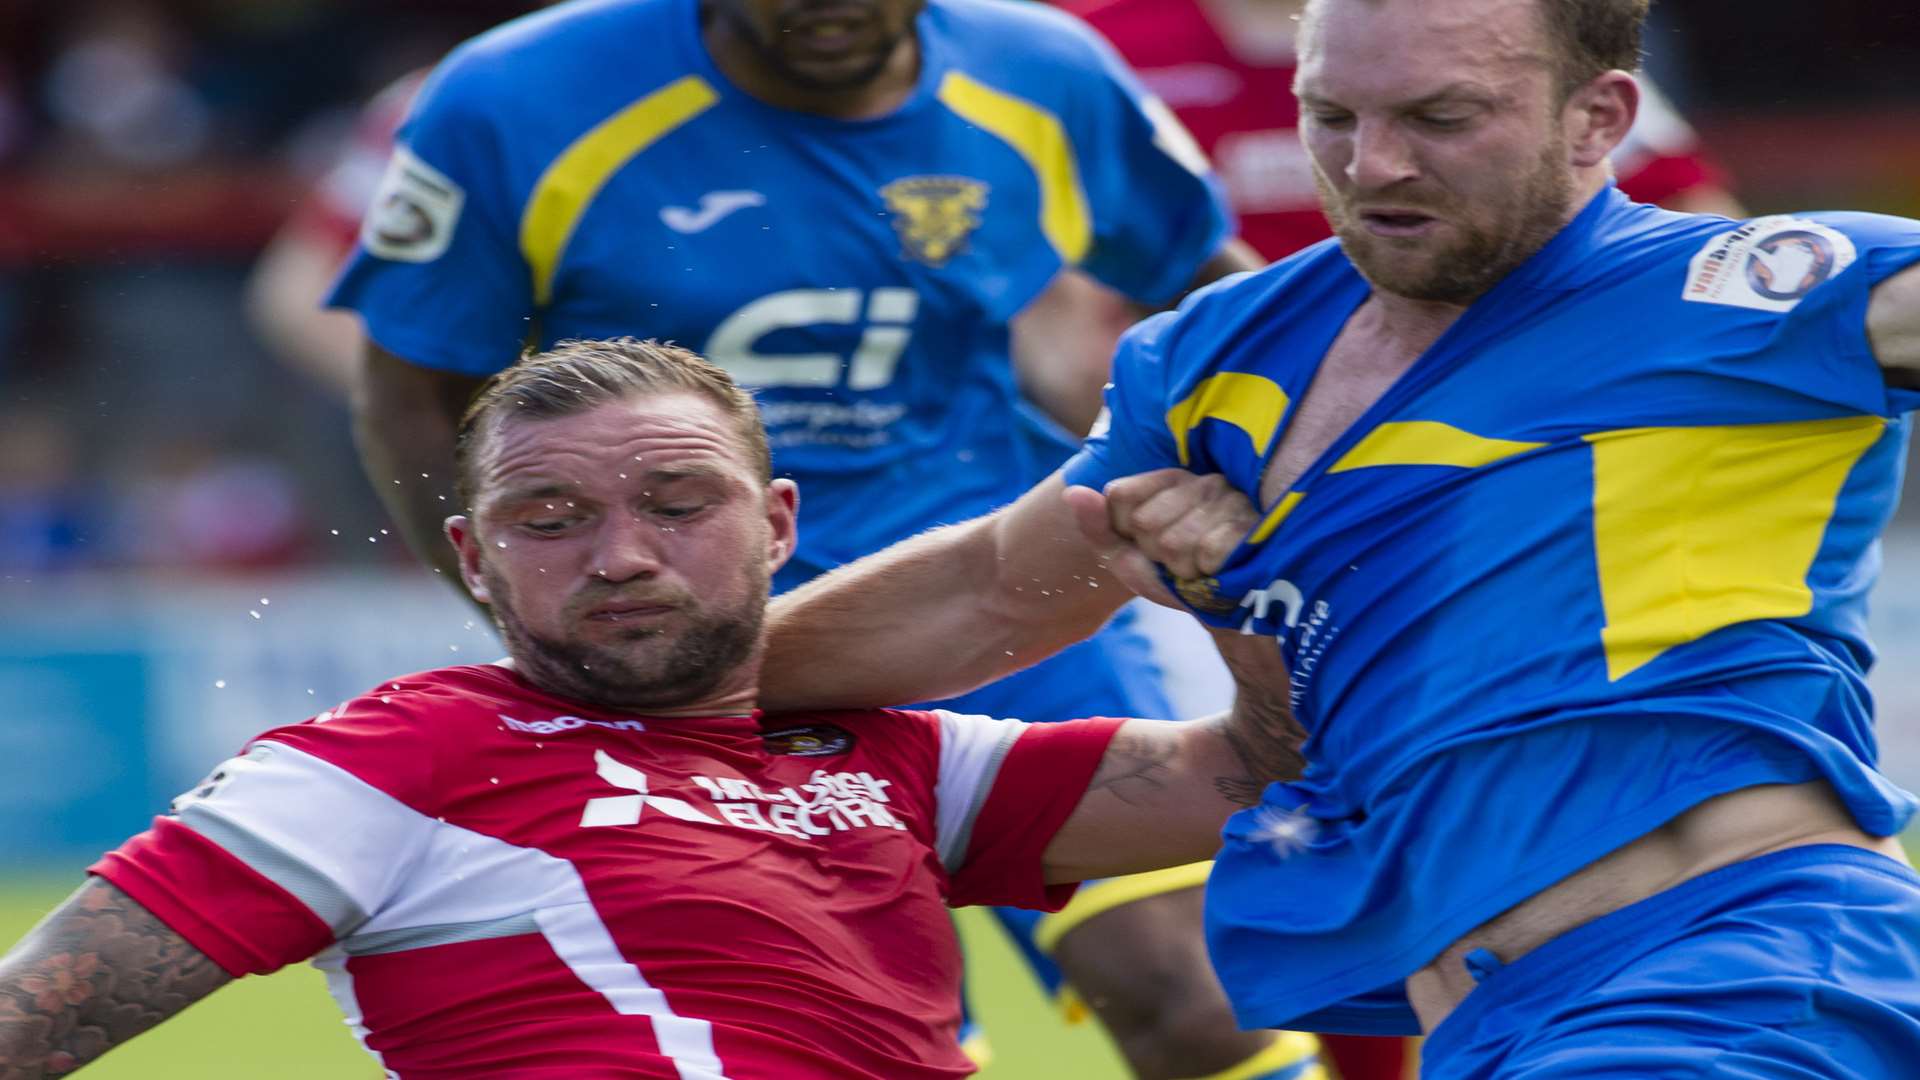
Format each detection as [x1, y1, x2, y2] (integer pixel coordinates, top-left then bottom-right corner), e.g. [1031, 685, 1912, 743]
[881, 176, 989, 267]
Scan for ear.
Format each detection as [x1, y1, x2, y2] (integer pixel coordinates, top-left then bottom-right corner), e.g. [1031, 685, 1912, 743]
[445, 514, 494, 605]
[1563, 70, 1639, 169]
[764, 479, 800, 576]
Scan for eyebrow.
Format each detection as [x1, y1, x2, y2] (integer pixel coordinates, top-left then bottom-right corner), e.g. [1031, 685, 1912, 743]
[492, 463, 731, 505]
[1298, 82, 1493, 111]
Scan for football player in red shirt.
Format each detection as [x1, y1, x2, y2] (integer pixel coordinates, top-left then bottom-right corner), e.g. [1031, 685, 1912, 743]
[1063, 0, 1740, 263]
[0, 338, 1308, 1080]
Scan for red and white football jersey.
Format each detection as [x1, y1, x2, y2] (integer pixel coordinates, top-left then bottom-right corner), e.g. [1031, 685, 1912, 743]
[1065, 0, 1731, 261]
[92, 663, 1121, 1079]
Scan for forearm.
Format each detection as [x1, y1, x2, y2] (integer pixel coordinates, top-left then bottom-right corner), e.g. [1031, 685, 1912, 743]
[0, 880, 230, 1078]
[761, 477, 1124, 711]
[1044, 712, 1278, 883]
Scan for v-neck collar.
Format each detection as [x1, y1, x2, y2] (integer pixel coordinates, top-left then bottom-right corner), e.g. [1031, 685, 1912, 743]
[1249, 183, 1629, 515]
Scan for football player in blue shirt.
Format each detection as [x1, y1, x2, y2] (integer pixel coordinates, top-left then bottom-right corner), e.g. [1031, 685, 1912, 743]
[325, 0, 1317, 1076]
[756, 0, 1920, 1075]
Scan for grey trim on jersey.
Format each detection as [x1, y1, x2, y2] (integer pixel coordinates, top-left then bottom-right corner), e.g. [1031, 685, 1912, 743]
[177, 803, 370, 935]
[932, 712, 1027, 871]
[339, 912, 543, 957]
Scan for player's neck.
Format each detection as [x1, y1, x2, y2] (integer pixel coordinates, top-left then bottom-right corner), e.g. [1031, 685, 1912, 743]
[700, 10, 923, 121]
[504, 656, 764, 720]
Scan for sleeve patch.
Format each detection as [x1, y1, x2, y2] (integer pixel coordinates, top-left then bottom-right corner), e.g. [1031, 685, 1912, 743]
[360, 145, 466, 264]
[1683, 216, 1859, 313]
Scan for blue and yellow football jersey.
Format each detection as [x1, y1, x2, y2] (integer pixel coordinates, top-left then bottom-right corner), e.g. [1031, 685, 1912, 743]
[1066, 186, 1920, 1033]
[327, 0, 1230, 592]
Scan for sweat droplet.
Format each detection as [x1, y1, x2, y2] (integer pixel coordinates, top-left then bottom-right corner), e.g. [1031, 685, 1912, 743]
[249, 611, 261, 620]
[214, 680, 227, 689]
[259, 598, 270, 605]
[496, 541, 508, 549]
[489, 777, 500, 785]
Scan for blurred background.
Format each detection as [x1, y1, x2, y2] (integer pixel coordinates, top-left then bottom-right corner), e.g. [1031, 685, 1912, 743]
[1, 0, 1919, 1076]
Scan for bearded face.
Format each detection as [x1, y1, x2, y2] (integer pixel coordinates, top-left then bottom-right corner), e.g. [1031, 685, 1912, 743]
[452, 392, 796, 716]
[1313, 130, 1575, 304]
[1295, 0, 1589, 305]
[482, 554, 768, 713]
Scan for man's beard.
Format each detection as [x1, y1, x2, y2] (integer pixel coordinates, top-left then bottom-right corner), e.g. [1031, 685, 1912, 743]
[719, 4, 907, 91]
[1317, 136, 1575, 305]
[486, 570, 768, 713]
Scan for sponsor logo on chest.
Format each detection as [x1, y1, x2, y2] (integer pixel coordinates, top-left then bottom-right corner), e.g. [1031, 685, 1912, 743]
[689, 768, 908, 839]
[579, 749, 908, 841]
[1683, 215, 1857, 313]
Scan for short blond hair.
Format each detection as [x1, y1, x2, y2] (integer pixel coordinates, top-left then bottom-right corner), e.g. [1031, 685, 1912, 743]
[454, 338, 769, 509]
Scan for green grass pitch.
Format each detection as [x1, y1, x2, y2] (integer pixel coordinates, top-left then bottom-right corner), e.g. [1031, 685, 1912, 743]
[0, 877, 1125, 1078]
[14, 838, 1915, 1075]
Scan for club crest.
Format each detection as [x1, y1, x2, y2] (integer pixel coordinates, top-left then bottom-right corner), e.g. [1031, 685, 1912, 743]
[881, 176, 989, 267]
[761, 724, 856, 757]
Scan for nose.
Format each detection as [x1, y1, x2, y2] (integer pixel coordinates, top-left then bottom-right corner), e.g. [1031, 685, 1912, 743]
[590, 512, 665, 584]
[1346, 117, 1419, 192]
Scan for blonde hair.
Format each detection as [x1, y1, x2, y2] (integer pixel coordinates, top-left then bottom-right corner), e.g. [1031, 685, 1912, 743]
[454, 338, 769, 509]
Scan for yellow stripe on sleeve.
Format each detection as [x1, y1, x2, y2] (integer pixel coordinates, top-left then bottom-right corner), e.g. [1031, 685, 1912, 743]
[520, 75, 719, 305]
[1164, 373, 1291, 467]
[935, 71, 1091, 264]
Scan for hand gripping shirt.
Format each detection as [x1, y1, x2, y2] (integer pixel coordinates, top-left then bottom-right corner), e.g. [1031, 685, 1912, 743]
[325, 0, 1229, 586]
[91, 663, 1122, 1079]
[1065, 186, 1920, 1034]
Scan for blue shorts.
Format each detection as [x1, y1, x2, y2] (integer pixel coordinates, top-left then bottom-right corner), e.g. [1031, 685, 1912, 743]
[1424, 844, 1920, 1079]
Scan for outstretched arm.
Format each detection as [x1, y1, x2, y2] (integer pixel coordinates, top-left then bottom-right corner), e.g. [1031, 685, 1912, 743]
[760, 470, 1131, 711]
[1042, 467, 1306, 882]
[1869, 262, 1920, 390]
[0, 880, 229, 1078]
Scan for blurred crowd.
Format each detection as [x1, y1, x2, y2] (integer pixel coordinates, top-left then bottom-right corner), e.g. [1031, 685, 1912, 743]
[2, 0, 1919, 577]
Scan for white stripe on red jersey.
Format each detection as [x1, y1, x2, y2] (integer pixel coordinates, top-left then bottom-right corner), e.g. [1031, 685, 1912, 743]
[92, 663, 1121, 1079]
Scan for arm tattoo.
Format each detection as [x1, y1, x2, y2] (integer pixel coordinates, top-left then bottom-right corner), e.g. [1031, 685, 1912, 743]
[0, 879, 230, 1078]
[1088, 728, 1180, 807]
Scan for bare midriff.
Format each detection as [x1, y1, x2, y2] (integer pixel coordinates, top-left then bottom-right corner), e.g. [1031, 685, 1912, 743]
[1405, 779, 1909, 1032]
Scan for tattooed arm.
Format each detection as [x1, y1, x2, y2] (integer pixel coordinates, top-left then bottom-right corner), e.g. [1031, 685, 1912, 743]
[1042, 704, 1305, 884]
[0, 879, 230, 1078]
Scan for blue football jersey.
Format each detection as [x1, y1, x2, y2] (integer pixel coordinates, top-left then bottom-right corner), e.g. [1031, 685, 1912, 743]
[327, 0, 1230, 586]
[1067, 186, 1920, 1033]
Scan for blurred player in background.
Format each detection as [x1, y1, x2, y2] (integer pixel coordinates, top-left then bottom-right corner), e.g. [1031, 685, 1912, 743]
[322, 1, 1308, 1077]
[246, 69, 428, 398]
[1060, 0, 1740, 263]
[0, 339, 1305, 1079]
[247, 3, 564, 398]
